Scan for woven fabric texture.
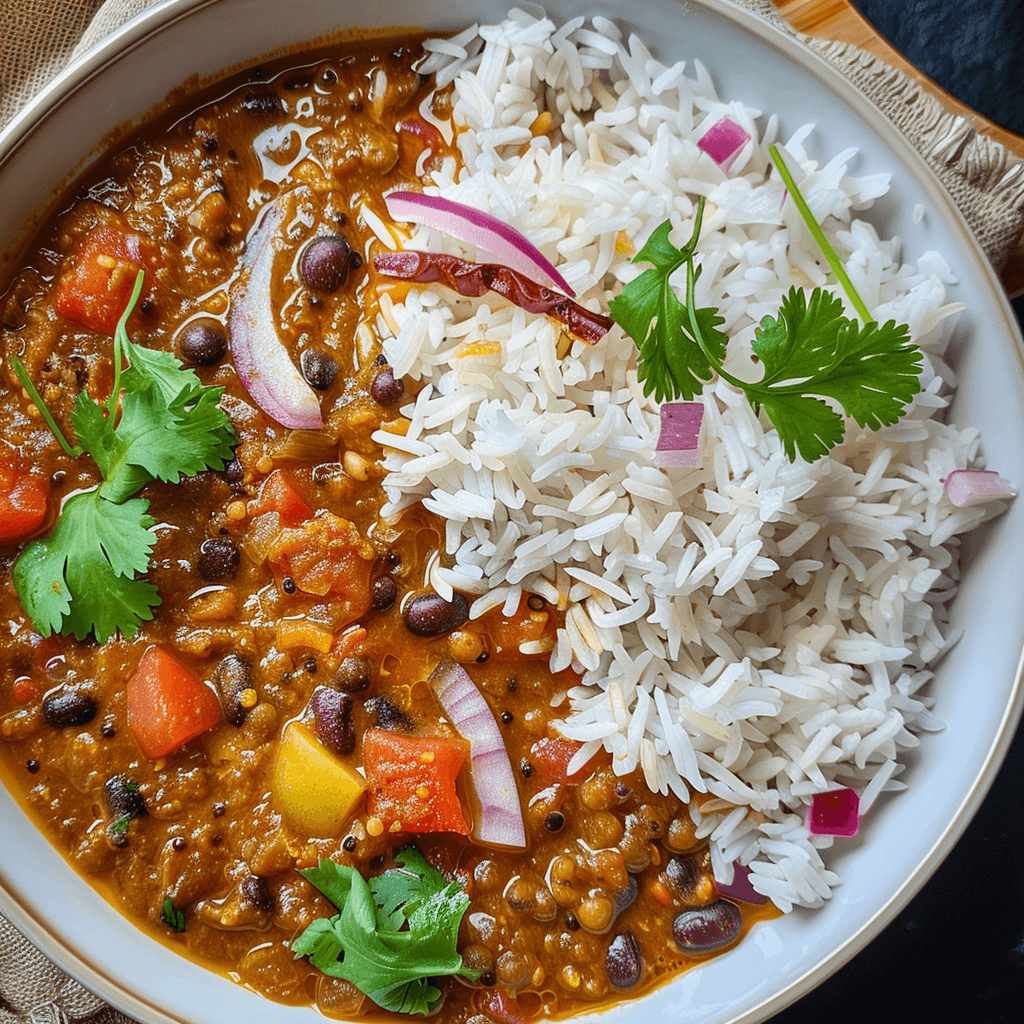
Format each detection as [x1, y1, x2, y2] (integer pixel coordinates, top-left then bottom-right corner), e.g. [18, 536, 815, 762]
[1, 1, 1023, 1023]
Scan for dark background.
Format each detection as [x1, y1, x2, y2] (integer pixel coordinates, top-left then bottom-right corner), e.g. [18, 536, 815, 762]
[771, 1, 1024, 1021]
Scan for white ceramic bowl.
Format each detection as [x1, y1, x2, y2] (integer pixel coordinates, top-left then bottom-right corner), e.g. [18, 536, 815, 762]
[2, 2, 1023, 1023]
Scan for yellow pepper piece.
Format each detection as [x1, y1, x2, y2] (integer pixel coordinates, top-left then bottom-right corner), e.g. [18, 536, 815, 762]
[271, 721, 366, 837]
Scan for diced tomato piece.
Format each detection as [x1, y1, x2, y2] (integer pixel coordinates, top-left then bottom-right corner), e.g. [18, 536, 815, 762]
[126, 646, 223, 760]
[397, 118, 446, 173]
[0, 446, 50, 543]
[12, 678, 38, 703]
[54, 224, 159, 334]
[482, 988, 530, 1024]
[529, 735, 591, 785]
[363, 729, 470, 835]
[266, 511, 374, 623]
[248, 469, 313, 526]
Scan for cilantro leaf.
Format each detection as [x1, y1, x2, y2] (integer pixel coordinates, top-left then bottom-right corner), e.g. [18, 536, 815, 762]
[13, 489, 160, 643]
[122, 336, 235, 469]
[69, 392, 152, 503]
[294, 852, 475, 1016]
[747, 287, 923, 461]
[160, 897, 186, 932]
[12, 271, 237, 640]
[609, 169, 923, 462]
[370, 848, 453, 928]
[609, 202, 725, 402]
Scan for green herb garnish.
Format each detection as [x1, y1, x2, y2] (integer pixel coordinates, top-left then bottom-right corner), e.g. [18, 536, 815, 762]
[293, 849, 477, 1016]
[609, 148, 923, 462]
[160, 896, 186, 932]
[109, 814, 130, 836]
[11, 273, 236, 641]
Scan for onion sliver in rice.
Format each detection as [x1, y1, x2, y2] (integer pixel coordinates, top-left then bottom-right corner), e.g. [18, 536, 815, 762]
[371, 9, 1012, 913]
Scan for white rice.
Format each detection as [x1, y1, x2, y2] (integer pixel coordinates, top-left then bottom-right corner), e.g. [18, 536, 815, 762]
[367, 8, 1011, 911]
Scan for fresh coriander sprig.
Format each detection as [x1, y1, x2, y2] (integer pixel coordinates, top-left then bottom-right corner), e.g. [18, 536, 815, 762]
[9, 357, 83, 457]
[12, 273, 236, 641]
[610, 158, 923, 462]
[769, 143, 872, 323]
[293, 849, 477, 1016]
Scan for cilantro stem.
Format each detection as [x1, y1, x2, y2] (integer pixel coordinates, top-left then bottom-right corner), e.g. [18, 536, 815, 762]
[108, 270, 146, 416]
[10, 356, 83, 457]
[769, 144, 873, 325]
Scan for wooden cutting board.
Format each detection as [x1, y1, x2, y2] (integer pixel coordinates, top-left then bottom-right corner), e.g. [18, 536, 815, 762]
[774, 0, 1024, 298]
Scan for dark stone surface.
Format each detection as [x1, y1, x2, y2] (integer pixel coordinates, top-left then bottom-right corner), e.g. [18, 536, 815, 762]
[852, 0, 1024, 135]
[771, 10, 1024, 1022]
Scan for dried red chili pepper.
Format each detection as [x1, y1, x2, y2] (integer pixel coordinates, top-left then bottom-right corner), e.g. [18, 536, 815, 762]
[373, 250, 614, 344]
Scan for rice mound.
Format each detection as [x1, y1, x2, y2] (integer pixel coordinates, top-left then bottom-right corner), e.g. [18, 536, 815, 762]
[366, 8, 1007, 911]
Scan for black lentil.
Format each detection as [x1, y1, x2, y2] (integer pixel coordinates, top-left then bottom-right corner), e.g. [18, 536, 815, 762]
[545, 811, 565, 832]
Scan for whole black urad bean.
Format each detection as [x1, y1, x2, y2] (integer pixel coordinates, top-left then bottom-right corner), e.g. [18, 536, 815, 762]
[300, 235, 354, 293]
[365, 695, 414, 732]
[371, 574, 399, 611]
[403, 592, 469, 637]
[310, 686, 355, 754]
[103, 774, 146, 821]
[177, 320, 227, 366]
[663, 855, 700, 900]
[370, 365, 405, 406]
[334, 656, 371, 693]
[605, 933, 644, 989]
[197, 536, 240, 582]
[672, 900, 742, 954]
[42, 689, 97, 728]
[214, 653, 253, 726]
[240, 874, 275, 914]
[300, 348, 338, 391]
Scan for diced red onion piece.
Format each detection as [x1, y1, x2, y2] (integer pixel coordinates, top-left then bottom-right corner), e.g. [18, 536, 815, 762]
[807, 787, 860, 837]
[384, 190, 576, 297]
[427, 656, 526, 849]
[655, 401, 705, 468]
[229, 202, 323, 430]
[715, 862, 767, 905]
[942, 469, 1016, 507]
[697, 116, 750, 171]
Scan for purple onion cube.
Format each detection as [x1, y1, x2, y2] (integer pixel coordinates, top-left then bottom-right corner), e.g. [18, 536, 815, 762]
[716, 862, 767, 905]
[807, 787, 860, 837]
[655, 402, 704, 468]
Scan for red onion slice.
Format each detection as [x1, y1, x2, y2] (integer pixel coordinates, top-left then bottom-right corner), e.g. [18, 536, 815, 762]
[654, 401, 705, 468]
[229, 202, 323, 430]
[697, 116, 750, 172]
[942, 468, 1016, 507]
[384, 190, 576, 297]
[427, 656, 526, 849]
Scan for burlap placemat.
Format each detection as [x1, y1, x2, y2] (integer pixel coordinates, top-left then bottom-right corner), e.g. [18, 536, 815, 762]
[1, 2, 1023, 1023]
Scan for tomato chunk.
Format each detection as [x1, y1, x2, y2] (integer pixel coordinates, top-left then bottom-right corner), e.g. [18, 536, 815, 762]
[363, 729, 470, 835]
[249, 469, 313, 526]
[397, 117, 446, 174]
[126, 646, 223, 760]
[266, 511, 374, 622]
[529, 735, 591, 785]
[0, 446, 50, 543]
[55, 225, 159, 334]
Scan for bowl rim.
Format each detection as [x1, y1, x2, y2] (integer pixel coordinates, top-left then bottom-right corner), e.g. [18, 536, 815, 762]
[1, 2, 1023, 1023]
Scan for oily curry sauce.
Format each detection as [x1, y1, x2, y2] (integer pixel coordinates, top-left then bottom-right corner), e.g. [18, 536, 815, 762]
[0, 34, 776, 1022]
